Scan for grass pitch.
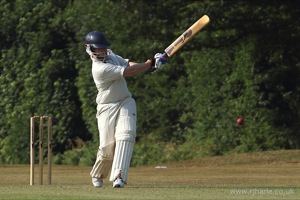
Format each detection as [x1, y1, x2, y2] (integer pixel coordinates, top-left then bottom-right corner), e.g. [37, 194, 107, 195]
[0, 150, 299, 200]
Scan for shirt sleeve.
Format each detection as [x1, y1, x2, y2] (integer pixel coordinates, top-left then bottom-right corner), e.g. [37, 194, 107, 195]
[92, 62, 125, 84]
[103, 63, 125, 83]
[92, 50, 129, 84]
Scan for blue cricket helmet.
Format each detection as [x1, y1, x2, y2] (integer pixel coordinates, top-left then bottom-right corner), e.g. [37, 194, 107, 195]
[84, 31, 111, 48]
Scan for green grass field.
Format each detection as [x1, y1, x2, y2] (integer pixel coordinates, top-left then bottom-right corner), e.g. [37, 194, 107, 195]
[0, 150, 299, 200]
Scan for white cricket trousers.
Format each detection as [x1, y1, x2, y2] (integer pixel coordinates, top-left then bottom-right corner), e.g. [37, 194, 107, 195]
[90, 97, 136, 183]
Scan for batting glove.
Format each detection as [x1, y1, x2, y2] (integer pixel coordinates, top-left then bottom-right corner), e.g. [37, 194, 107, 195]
[144, 53, 168, 74]
[154, 53, 168, 69]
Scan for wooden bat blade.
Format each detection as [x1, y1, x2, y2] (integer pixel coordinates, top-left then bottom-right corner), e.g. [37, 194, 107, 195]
[164, 15, 210, 57]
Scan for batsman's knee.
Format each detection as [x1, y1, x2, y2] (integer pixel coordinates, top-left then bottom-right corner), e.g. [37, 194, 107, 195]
[115, 131, 136, 143]
[98, 142, 115, 160]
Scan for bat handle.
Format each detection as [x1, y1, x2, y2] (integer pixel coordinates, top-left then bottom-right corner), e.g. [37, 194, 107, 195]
[162, 52, 169, 58]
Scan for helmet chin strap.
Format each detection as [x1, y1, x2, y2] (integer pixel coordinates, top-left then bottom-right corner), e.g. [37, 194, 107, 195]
[96, 55, 107, 62]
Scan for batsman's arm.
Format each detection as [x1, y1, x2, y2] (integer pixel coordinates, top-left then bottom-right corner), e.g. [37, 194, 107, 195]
[124, 60, 153, 77]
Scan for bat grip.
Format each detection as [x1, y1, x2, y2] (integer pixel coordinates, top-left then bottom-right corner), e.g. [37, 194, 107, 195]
[162, 52, 169, 58]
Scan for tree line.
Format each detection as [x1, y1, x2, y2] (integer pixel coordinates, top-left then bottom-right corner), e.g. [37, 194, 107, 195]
[0, 0, 299, 166]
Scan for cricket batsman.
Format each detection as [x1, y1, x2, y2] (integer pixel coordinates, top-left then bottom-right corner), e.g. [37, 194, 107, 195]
[84, 31, 168, 188]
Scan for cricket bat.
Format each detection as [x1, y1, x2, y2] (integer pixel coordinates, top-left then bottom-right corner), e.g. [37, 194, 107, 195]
[145, 15, 209, 74]
[164, 15, 210, 58]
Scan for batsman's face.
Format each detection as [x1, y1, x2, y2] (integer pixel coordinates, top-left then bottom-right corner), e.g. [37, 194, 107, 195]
[93, 48, 108, 59]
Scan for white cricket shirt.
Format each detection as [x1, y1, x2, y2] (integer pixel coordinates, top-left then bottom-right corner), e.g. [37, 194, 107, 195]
[92, 50, 132, 104]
